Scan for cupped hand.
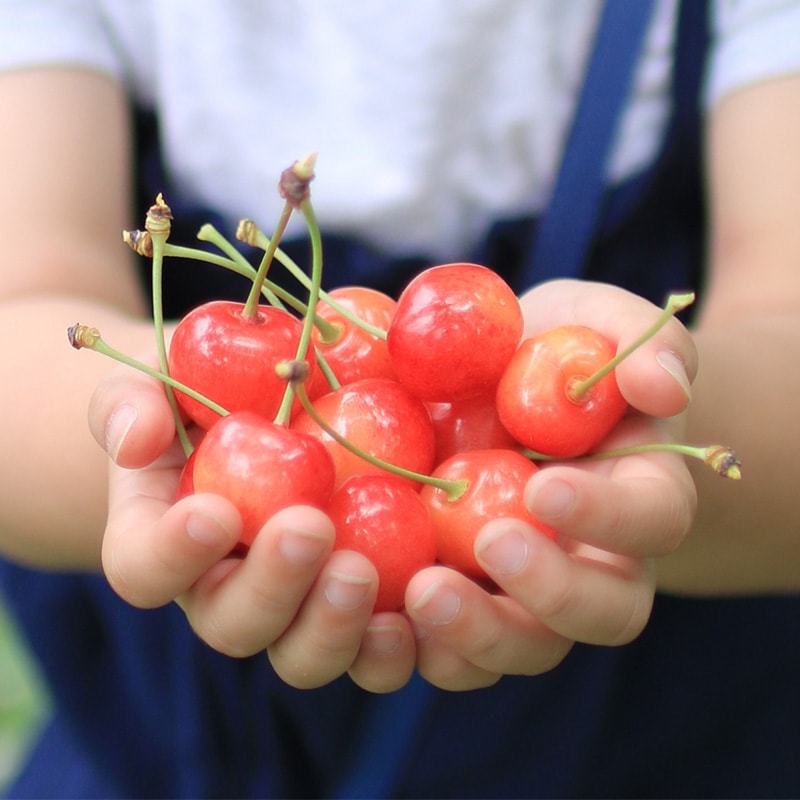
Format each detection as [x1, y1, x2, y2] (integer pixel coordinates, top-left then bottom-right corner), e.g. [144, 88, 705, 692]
[88, 356, 416, 693]
[403, 280, 699, 690]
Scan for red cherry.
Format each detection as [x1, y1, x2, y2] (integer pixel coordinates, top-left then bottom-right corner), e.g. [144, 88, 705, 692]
[168, 301, 315, 430]
[495, 325, 628, 458]
[327, 474, 436, 612]
[426, 393, 519, 465]
[387, 263, 523, 402]
[292, 377, 436, 490]
[419, 449, 556, 580]
[311, 286, 397, 387]
[192, 411, 335, 546]
[175, 448, 197, 501]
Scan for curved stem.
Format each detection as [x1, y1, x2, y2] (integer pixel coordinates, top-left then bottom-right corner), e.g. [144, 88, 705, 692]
[68, 325, 229, 419]
[523, 441, 741, 479]
[287, 376, 468, 500]
[570, 292, 695, 399]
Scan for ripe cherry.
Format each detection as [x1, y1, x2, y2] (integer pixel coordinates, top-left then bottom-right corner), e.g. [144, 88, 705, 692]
[168, 301, 315, 430]
[327, 474, 436, 612]
[311, 286, 397, 386]
[426, 393, 519, 465]
[191, 411, 335, 546]
[387, 263, 523, 402]
[495, 325, 628, 458]
[291, 377, 436, 490]
[419, 449, 557, 580]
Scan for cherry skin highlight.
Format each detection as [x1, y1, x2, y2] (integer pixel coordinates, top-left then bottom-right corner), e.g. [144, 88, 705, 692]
[327, 474, 436, 612]
[387, 263, 524, 402]
[420, 449, 557, 580]
[496, 325, 628, 458]
[291, 377, 436, 490]
[168, 301, 316, 430]
[192, 411, 335, 546]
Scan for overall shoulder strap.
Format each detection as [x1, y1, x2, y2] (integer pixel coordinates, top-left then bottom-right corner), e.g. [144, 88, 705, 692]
[522, 0, 657, 285]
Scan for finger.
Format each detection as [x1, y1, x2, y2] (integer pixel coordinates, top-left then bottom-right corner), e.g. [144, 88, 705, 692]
[103, 457, 242, 608]
[474, 518, 656, 646]
[181, 505, 336, 661]
[525, 459, 696, 559]
[88, 350, 176, 468]
[519, 279, 698, 417]
[346, 612, 417, 694]
[406, 565, 573, 688]
[268, 549, 379, 689]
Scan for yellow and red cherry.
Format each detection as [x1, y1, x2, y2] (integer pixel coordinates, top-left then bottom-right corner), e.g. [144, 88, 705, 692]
[327, 474, 436, 612]
[311, 286, 397, 386]
[419, 449, 557, 580]
[191, 411, 335, 547]
[168, 301, 316, 431]
[496, 325, 627, 458]
[386, 263, 523, 402]
[291, 377, 436, 490]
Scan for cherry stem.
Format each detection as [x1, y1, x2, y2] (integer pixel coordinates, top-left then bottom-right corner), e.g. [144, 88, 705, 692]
[283, 366, 468, 501]
[570, 291, 696, 400]
[237, 220, 388, 343]
[523, 442, 741, 479]
[67, 324, 229, 419]
[242, 201, 293, 321]
[145, 195, 193, 458]
[196, 224, 341, 342]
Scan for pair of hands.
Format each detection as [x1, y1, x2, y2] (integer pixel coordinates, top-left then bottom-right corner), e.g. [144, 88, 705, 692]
[88, 280, 698, 693]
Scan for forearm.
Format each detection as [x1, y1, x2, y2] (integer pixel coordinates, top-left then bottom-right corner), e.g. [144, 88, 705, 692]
[0, 295, 155, 569]
[657, 312, 800, 594]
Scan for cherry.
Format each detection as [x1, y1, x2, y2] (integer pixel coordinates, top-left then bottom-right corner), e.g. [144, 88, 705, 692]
[327, 474, 436, 612]
[191, 411, 335, 546]
[311, 286, 397, 387]
[168, 301, 316, 430]
[291, 377, 436, 490]
[419, 449, 557, 580]
[496, 325, 627, 458]
[387, 263, 524, 402]
[426, 393, 519, 465]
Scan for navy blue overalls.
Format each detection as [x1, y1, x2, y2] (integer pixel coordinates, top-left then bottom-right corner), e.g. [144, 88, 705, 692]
[2, 2, 799, 797]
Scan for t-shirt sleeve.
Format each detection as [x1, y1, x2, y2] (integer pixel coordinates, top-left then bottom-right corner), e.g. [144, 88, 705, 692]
[706, 0, 800, 106]
[0, 0, 125, 80]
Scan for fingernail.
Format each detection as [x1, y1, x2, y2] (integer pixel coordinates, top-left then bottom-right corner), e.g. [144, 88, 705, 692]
[657, 350, 692, 401]
[186, 511, 234, 547]
[411, 581, 461, 625]
[527, 478, 575, 521]
[365, 624, 403, 656]
[106, 404, 137, 461]
[325, 571, 372, 611]
[476, 525, 529, 575]
[279, 528, 330, 565]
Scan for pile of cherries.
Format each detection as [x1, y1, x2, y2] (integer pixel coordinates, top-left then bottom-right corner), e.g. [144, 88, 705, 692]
[71, 158, 739, 613]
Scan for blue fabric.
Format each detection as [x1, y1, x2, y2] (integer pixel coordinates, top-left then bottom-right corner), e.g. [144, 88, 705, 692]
[3, 1, 800, 797]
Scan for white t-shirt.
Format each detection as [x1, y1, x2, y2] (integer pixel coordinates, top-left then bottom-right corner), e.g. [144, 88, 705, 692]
[1, 0, 799, 259]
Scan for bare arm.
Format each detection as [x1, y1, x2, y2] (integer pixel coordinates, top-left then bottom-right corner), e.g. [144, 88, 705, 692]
[657, 74, 800, 594]
[0, 68, 156, 568]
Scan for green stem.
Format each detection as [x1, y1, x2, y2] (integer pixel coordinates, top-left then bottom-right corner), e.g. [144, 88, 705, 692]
[68, 325, 229, 418]
[240, 222, 388, 342]
[193, 226, 340, 340]
[242, 202, 293, 320]
[570, 291, 696, 399]
[148, 218, 193, 458]
[523, 441, 741, 479]
[288, 377, 467, 500]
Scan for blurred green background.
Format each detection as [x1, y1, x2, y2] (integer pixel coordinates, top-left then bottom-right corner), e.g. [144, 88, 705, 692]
[0, 598, 50, 793]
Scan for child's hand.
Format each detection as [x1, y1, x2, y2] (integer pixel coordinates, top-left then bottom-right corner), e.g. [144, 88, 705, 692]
[88, 357, 417, 693]
[403, 279, 699, 690]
